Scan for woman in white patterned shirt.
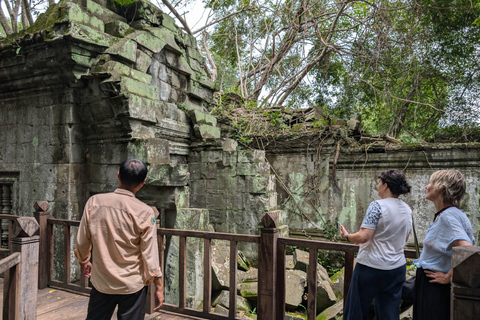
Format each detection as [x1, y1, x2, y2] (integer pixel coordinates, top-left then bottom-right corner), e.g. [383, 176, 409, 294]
[340, 169, 412, 320]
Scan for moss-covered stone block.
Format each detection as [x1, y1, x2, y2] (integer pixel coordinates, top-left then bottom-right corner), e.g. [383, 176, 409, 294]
[188, 80, 213, 102]
[66, 22, 115, 47]
[91, 60, 130, 79]
[62, 2, 105, 31]
[238, 150, 265, 163]
[135, 49, 152, 73]
[246, 176, 268, 194]
[147, 28, 183, 55]
[106, 38, 137, 63]
[131, 31, 167, 54]
[146, 164, 189, 186]
[187, 109, 217, 127]
[212, 290, 252, 312]
[127, 94, 163, 123]
[105, 20, 134, 37]
[238, 281, 258, 301]
[119, 77, 157, 100]
[129, 69, 152, 84]
[194, 124, 220, 139]
[160, 13, 177, 32]
[83, 0, 126, 24]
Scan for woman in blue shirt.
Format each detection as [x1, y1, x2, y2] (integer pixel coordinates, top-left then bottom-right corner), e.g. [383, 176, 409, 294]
[413, 170, 474, 320]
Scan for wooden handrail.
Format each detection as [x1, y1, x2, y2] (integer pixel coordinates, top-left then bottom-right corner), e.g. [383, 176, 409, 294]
[0, 252, 20, 274]
[158, 228, 259, 243]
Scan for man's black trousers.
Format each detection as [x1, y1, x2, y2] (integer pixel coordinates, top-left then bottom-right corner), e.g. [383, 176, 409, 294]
[85, 285, 148, 320]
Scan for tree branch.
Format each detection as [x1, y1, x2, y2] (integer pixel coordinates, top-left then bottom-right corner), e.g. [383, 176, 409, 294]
[160, 0, 192, 35]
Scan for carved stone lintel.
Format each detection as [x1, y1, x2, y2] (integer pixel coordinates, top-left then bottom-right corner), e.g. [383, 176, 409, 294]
[34, 201, 50, 212]
[261, 211, 279, 229]
[13, 217, 40, 238]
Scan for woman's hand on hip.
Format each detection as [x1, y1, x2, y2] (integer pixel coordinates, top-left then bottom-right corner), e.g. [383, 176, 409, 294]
[425, 269, 452, 285]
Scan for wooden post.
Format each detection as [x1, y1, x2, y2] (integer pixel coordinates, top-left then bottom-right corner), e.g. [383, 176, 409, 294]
[257, 211, 279, 320]
[34, 200, 50, 289]
[343, 250, 354, 313]
[11, 217, 40, 320]
[451, 246, 480, 320]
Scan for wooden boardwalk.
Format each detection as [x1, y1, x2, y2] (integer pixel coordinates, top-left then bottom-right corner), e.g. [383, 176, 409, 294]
[0, 279, 201, 320]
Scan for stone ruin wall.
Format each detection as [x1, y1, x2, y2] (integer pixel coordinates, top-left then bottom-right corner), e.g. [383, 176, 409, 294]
[267, 141, 480, 244]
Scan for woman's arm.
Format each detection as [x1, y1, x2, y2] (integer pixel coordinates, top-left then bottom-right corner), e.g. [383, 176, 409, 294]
[425, 239, 472, 284]
[340, 225, 374, 244]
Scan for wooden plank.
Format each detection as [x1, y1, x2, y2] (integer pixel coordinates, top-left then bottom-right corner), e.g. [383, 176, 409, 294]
[179, 236, 187, 309]
[36, 288, 89, 316]
[202, 238, 211, 314]
[0, 215, 18, 221]
[0, 252, 20, 274]
[3, 261, 19, 320]
[157, 228, 259, 243]
[307, 248, 317, 320]
[276, 244, 286, 320]
[278, 237, 359, 253]
[48, 223, 54, 284]
[35, 211, 50, 289]
[229, 240, 238, 319]
[47, 219, 80, 227]
[49, 280, 92, 294]
[344, 251, 354, 309]
[64, 226, 71, 284]
[162, 304, 237, 320]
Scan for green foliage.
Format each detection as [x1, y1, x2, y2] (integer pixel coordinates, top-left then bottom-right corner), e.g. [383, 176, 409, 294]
[322, 217, 339, 242]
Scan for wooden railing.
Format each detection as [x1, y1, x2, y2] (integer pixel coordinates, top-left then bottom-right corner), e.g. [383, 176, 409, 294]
[154, 228, 260, 319]
[0, 216, 40, 320]
[33, 201, 90, 293]
[0, 252, 20, 319]
[0, 202, 418, 320]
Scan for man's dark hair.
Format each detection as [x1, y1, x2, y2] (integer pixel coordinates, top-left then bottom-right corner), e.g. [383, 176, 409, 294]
[119, 159, 148, 188]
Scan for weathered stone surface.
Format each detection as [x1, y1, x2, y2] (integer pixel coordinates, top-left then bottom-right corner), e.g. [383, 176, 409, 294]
[104, 20, 133, 37]
[213, 304, 229, 316]
[211, 240, 251, 291]
[285, 269, 306, 310]
[286, 255, 295, 269]
[331, 269, 344, 299]
[119, 77, 157, 100]
[146, 164, 189, 186]
[238, 281, 258, 301]
[316, 279, 337, 313]
[212, 290, 251, 312]
[222, 139, 238, 152]
[316, 300, 343, 320]
[187, 109, 217, 127]
[126, 94, 163, 123]
[105, 39, 137, 64]
[63, 2, 105, 31]
[294, 248, 331, 283]
[194, 124, 221, 139]
[84, 0, 127, 24]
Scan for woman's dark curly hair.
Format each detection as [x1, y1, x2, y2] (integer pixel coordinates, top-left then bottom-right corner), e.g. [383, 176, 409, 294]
[378, 169, 411, 196]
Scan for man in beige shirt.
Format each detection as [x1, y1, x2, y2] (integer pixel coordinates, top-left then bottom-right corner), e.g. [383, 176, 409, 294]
[75, 159, 164, 319]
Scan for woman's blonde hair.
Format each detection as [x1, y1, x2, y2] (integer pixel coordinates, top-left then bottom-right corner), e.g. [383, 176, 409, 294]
[429, 170, 466, 207]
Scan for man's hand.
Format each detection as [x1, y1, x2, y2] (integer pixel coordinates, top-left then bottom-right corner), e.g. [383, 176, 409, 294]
[80, 262, 92, 277]
[425, 269, 451, 284]
[153, 277, 164, 311]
